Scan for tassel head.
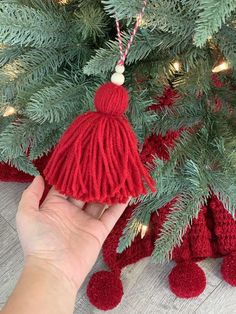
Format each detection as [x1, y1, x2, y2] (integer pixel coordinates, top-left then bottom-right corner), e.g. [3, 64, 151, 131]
[94, 82, 128, 115]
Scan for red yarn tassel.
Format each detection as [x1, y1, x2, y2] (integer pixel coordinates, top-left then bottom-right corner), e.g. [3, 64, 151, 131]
[44, 82, 156, 204]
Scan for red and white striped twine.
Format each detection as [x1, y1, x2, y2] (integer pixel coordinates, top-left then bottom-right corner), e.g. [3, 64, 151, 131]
[116, 0, 148, 66]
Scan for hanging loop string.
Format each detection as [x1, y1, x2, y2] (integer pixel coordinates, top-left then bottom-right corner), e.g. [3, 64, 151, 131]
[116, 0, 148, 66]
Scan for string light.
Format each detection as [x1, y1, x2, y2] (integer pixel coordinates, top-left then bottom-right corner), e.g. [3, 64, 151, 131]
[138, 17, 147, 27]
[173, 61, 181, 72]
[3, 106, 16, 117]
[140, 224, 148, 239]
[57, 0, 69, 4]
[212, 61, 230, 73]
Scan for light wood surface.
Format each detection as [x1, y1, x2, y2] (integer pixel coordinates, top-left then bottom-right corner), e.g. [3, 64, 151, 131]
[0, 182, 236, 313]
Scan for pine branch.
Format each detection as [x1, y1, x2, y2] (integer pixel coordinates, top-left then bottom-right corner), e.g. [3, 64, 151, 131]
[174, 59, 213, 93]
[102, 0, 144, 19]
[0, 3, 75, 48]
[152, 157, 211, 263]
[152, 189, 210, 263]
[117, 171, 182, 254]
[152, 97, 205, 135]
[25, 74, 99, 124]
[0, 47, 79, 89]
[83, 28, 192, 75]
[148, 0, 196, 37]
[208, 171, 236, 219]
[0, 81, 17, 104]
[117, 131, 193, 254]
[176, 46, 210, 72]
[103, 0, 197, 38]
[0, 117, 62, 171]
[29, 126, 63, 160]
[194, 0, 236, 47]
[127, 87, 156, 142]
[0, 118, 33, 160]
[0, 115, 11, 133]
[216, 25, 236, 68]
[7, 156, 39, 176]
[0, 45, 25, 67]
[74, 5, 108, 41]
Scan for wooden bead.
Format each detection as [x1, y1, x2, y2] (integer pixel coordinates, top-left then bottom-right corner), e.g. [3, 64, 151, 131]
[111, 72, 125, 86]
[115, 65, 125, 74]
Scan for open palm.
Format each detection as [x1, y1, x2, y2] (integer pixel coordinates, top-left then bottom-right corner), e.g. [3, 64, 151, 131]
[17, 176, 129, 288]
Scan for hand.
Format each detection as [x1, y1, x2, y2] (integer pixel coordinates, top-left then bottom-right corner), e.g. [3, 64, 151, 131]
[17, 176, 129, 290]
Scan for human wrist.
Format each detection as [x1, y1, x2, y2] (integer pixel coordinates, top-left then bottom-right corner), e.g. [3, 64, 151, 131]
[2, 255, 78, 314]
[24, 255, 78, 295]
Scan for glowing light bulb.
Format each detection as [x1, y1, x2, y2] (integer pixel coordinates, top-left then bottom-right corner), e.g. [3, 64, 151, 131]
[138, 16, 147, 27]
[172, 61, 181, 72]
[212, 61, 230, 73]
[3, 106, 16, 117]
[58, 0, 68, 4]
[141, 224, 148, 239]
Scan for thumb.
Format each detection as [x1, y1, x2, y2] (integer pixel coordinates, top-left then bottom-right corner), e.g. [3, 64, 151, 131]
[18, 176, 45, 213]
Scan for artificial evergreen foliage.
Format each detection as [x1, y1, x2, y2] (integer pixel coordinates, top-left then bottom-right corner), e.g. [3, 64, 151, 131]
[1, 0, 236, 262]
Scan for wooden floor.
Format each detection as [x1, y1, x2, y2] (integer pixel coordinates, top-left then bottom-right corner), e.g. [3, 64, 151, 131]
[0, 182, 236, 314]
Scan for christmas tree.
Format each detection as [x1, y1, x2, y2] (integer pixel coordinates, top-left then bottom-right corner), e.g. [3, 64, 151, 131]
[1, 0, 236, 263]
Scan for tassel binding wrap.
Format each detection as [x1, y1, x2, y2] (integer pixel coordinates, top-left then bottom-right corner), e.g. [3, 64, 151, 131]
[44, 82, 156, 204]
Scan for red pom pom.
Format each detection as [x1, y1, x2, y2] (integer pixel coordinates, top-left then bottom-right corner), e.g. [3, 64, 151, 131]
[169, 262, 206, 298]
[221, 254, 236, 286]
[87, 271, 123, 311]
[94, 82, 129, 115]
